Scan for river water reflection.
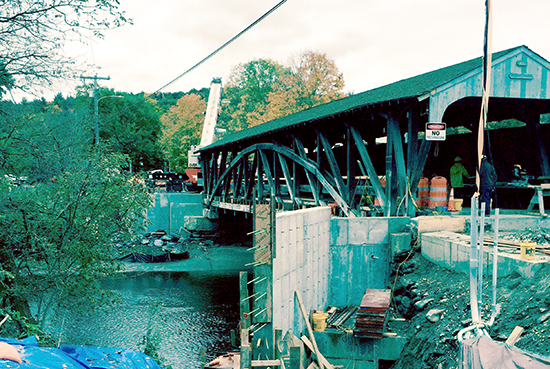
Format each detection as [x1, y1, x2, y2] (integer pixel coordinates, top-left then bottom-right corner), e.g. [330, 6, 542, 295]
[52, 271, 240, 369]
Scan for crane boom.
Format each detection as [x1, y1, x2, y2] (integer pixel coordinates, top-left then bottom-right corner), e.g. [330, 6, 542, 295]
[200, 77, 223, 147]
[188, 77, 225, 168]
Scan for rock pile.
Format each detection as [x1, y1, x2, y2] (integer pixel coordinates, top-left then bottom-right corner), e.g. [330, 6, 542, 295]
[387, 251, 550, 369]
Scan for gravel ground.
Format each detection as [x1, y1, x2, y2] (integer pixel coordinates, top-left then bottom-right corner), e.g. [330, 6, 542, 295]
[388, 247, 550, 369]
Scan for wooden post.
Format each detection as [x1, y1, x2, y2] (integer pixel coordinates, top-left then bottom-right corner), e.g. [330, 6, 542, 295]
[385, 118, 393, 216]
[350, 125, 386, 207]
[388, 115, 407, 215]
[295, 290, 326, 369]
[289, 346, 304, 369]
[406, 106, 419, 217]
[319, 132, 346, 200]
[240, 271, 252, 369]
[294, 137, 321, 205]
[251, 203, 274, 361]
[410, 138, 432, 193]
[346, 127, 357, 209]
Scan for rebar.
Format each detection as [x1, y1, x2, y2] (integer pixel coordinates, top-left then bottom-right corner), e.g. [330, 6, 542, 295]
[248, 276, 266, 285]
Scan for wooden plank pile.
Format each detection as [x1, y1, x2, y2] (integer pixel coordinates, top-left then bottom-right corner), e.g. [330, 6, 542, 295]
[354, 289, 391, 338]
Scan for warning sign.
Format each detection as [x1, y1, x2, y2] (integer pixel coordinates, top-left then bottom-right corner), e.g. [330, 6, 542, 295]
[426, 123, 446, 141]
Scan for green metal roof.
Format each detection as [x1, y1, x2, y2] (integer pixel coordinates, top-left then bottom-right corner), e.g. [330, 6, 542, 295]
[202, 46, 525, 152]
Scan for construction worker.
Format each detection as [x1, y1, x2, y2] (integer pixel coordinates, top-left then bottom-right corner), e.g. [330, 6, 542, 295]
[450, 156, 469, 198]
[512, 164, 528, 184]
[480, 156, 497, 216]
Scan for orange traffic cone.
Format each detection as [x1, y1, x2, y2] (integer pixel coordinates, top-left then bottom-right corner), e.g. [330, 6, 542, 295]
[448, 188, 456, 211]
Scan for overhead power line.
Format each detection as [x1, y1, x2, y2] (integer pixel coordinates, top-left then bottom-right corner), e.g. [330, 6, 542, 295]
[153, 0, 288, 94]
[110, 0, 288, 119]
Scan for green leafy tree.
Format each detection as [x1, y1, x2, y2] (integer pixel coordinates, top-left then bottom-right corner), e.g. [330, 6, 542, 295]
[0, 98, 89, 182]
[221, 52, 346, 131]
[266, 51, 347, 119]
[152, 88, 208, 114]
[74, 87, 165, 172]
[0, 151, 151, 328]
[221, 59, 290, 131]
[1, 0, 130, 93]
[160, 93, 206, 172]
[0, 64, 14, 97]
[0, 96, 151, 336]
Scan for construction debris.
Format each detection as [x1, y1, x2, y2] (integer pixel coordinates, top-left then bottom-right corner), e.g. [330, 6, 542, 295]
[503, 227, 550, 246]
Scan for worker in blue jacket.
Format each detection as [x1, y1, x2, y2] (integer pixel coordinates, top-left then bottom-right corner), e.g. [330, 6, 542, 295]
[479, 156, 497, 215]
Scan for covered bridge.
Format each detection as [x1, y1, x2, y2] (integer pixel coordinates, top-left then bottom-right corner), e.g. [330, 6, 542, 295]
[199, 45, 550, 217]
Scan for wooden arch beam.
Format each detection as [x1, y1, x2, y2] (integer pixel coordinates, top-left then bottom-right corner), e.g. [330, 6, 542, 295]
[204, 143, 357, 217]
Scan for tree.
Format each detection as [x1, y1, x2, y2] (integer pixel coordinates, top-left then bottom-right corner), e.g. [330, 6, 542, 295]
[73, 87, 165, 172]
[0, 151, 151, 329]
[221, 59, 290, 131]
[0, 97, 89, 182]
[160, 93, 206, 173]
[0, 97, 151, 335]
[0, 64, 14, 97]
[0, 0, 129, 93]
[221, 52, 346, 131]
[266, 51, 347, 119]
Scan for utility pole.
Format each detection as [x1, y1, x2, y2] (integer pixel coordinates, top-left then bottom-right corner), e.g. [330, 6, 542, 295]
[81, 74, 110, 145]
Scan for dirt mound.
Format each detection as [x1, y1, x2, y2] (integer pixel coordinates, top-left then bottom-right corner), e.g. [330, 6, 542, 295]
[387, 250, 550, 369]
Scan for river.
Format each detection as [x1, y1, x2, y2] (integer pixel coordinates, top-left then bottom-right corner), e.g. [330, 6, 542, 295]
[49, 271, 241, 369]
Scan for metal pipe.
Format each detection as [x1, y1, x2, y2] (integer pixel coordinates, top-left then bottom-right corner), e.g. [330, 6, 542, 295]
[470, 197, 480, 322]
[247, 244, 267, 251]
[248, 276, 266, 285]
[245, 261, 265, 267]
[241, 292, 260, 301]
[252, 323, 268, 334]
[492, 208, 499, 313]
[250, 307, 266, 316]
[478, 203, 486, 313]
[247, 229, 266, 236]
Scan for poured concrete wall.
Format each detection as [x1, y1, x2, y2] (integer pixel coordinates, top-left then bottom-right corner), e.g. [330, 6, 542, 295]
[272, 207, 332, 334]
[145, 192, 203, 235]
[329, 217, 410, 306]
[422, 230, 550, 278]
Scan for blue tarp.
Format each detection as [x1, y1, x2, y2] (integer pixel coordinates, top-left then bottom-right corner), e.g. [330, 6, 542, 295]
[0, 337, 164, 369]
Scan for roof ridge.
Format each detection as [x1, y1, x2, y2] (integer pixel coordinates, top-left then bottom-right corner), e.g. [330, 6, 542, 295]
[202, 46, 530, 151]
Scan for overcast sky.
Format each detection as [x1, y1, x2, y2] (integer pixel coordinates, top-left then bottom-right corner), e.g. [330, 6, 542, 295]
[48, 0, 550, 99]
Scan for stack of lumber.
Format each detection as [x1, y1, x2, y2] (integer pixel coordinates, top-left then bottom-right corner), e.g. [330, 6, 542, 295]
[354, 289, 391, 338]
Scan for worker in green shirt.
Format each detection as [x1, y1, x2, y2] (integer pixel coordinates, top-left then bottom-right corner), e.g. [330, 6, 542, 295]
[450, 156, 469, 198]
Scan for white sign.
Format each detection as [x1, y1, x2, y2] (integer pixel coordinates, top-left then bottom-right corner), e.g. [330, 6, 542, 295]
[426, 123, 446, 141]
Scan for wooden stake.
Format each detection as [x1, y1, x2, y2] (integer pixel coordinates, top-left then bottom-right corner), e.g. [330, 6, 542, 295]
[295, 290, 328, 369]
[505, 326, 524, 346]
[301, 336, 332, 369]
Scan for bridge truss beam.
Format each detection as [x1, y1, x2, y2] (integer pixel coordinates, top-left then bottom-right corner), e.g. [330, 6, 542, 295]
[200, 100, 432, 217]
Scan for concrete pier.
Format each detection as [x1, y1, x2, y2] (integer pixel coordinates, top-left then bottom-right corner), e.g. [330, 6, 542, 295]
[145, 192, 203, 234]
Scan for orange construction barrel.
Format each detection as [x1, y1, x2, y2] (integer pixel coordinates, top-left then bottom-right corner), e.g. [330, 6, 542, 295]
[428, 176, 448, 209]
[416, 177, 429, 207]
[374, 179, 386, 206]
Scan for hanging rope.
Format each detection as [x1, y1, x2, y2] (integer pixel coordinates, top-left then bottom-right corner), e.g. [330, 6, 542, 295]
[473, 0, 493, 198]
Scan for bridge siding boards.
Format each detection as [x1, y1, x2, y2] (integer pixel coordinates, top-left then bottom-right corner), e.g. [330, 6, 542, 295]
[201, 46, 550, 217]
